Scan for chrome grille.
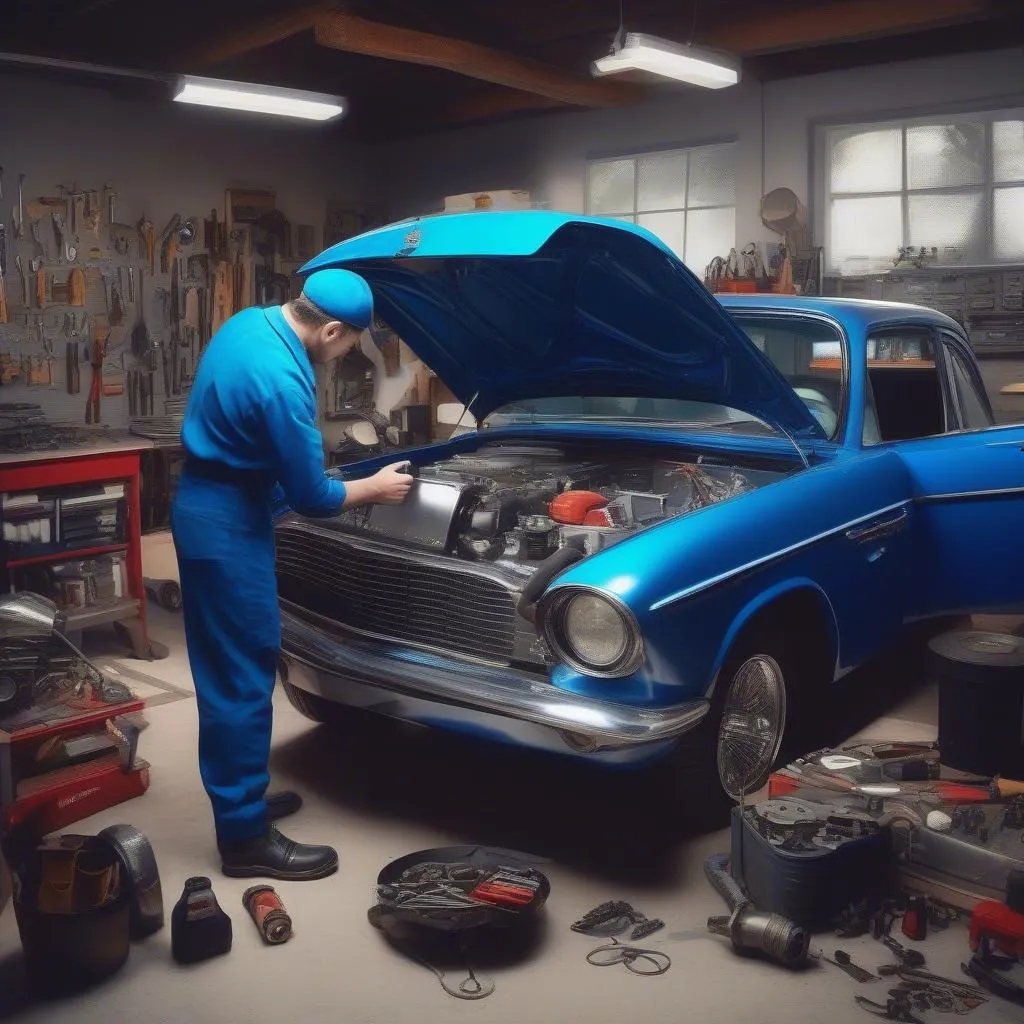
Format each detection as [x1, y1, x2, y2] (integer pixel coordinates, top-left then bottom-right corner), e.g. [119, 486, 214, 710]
[275, 523, 518, 663]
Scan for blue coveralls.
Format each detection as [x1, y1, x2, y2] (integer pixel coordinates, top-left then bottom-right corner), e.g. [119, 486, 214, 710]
[171, 305, 346, 842]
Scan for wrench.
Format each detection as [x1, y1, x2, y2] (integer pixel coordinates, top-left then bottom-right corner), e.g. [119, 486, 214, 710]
[52, 211, 71, 261]
[18, 173, 24, 237]
[15, 254, 27, 306]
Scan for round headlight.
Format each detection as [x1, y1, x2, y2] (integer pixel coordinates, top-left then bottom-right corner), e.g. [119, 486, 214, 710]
[544, 589, 644, 677]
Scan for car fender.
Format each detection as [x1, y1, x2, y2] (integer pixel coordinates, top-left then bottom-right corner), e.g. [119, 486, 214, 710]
[707, 577, 840, 699]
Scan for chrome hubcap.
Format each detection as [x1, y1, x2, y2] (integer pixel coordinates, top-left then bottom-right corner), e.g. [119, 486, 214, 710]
[716, 654, 788, 800]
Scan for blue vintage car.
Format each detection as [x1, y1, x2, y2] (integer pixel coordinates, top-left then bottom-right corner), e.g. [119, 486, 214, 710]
[274, 211, 1024, 796]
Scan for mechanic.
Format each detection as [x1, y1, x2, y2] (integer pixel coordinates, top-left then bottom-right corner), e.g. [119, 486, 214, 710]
[173, 268, 412, 881]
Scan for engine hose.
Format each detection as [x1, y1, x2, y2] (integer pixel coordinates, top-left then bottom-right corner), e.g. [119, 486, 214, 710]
[516, 537, 587, 624]
[704, 853, 751, 913]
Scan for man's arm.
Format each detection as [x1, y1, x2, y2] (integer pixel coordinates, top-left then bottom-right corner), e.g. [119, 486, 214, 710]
[261, 389, 412, 516]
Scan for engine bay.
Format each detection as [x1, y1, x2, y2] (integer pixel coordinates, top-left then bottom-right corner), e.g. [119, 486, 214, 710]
[323, 444, 785, 570]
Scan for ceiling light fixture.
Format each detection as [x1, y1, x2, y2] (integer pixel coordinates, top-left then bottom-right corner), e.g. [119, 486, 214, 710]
[592, 32, 740, 90]
[173, 75, 347, 121]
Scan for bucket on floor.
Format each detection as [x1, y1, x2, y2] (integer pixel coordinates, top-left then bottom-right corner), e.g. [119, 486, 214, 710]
[929, 630, 1024, 779]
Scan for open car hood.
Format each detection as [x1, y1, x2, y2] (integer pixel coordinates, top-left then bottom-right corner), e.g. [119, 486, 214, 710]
[302, 212, 824, 440]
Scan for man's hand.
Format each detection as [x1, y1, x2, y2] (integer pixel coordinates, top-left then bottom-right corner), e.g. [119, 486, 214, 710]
[370, 462, 414, 504]
[340, 461, 414, 509]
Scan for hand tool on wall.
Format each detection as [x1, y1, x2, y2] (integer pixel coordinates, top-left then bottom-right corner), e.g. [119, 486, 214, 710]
[14, 254, 27, 307]
[69, 267, 86, 307]
[13, 173, 25, 239]
[85, 320, 109, 424]
[0, 223, 8, 325]
[139, 218, 155, 274]
[159, 214, 181, 273]
[110, 282, 125, 326]
[128, 266, 136, 304]
[35, 268, 47, 309]
[84, 191, 100, 237]
[104, 185, 115, 227]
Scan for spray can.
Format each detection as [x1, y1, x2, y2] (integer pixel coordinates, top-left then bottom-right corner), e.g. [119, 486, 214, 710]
[242, 885, 292, 945]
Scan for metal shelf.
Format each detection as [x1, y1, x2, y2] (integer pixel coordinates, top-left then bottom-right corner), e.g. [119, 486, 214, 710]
[63, 596, 140, 631]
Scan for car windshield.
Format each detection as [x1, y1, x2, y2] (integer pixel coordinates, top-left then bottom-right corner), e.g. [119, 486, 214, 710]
[479, 314, 846, 440]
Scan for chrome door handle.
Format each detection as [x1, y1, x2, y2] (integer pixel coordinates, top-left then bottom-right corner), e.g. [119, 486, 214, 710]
[845, 508, 909, 543]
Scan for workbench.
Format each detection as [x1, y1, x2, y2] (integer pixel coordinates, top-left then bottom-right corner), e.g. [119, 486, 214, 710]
[1, 434, 166, 661]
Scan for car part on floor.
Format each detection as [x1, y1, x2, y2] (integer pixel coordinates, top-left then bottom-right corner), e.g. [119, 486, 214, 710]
[96, 824, 163, 939]
[929, 631, 1024, 779]
[585, 937, 671, 976]
[824, 949, 878, 982]
[369, 847, 549, 1002]
[243, 885, 293, 945]
[11, 833, 131, 992]
[171, 876, 232, 964]
[570, 899, 664, 940]
[143, 577, 182, 612]
[704, 853, 809, 968]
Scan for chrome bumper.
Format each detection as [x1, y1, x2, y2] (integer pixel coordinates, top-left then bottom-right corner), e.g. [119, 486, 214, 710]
[279, 607, 710, 754]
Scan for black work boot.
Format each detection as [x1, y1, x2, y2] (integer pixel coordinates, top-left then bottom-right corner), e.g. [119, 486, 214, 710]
[219, 827, 338, 881]
[266, 791, 303, 823]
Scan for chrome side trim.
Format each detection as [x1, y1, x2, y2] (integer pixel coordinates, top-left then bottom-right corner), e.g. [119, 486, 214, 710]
[279, 610, 710, 748]
[649, 500, 912, 612]
[917, 486, 1024, 504]
[845, 508, 909, 543]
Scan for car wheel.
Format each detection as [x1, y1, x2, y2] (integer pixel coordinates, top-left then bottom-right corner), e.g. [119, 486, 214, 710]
[662, 633, 811, 824]
[280, 677, 351, 727]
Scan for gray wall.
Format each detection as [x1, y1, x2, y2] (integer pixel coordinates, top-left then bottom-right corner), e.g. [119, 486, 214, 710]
[0, 74, 373, 429]
[380, 47, 1024, 248]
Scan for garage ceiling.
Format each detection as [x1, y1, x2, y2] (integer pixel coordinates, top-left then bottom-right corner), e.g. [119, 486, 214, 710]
[3, 0, 1023, 139]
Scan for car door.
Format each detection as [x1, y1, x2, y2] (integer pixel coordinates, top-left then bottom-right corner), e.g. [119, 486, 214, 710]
[896, 329, 1024, 618]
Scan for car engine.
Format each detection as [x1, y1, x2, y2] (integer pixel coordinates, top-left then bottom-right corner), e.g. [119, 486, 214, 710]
[323, 444, 768, 570]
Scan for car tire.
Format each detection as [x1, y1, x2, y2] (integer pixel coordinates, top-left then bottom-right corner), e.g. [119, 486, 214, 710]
[662, 627, 822, 825]
[280, 677, 351, 727]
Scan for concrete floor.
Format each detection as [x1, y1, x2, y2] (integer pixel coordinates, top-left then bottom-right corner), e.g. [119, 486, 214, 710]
[1, 533, 1022, 1023]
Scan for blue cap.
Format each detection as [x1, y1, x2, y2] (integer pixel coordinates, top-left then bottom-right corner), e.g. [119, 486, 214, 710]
[302, 269, 374, 329]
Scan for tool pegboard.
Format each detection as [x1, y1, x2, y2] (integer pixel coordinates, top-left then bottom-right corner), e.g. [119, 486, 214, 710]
[0, 180, 293, 433]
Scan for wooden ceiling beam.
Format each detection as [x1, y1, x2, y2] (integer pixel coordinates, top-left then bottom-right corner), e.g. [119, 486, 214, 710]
[314, 12, 643, 107]
[185, 0, 339, 68]
[698, 0, 995, 55]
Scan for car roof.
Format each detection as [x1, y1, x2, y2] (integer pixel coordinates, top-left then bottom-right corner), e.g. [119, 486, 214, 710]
[717, 293, 965, 338]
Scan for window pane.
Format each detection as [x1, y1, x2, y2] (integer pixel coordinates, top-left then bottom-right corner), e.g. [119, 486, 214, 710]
[637, 211, 685, 258]
[687, 144, 736, 208]
[588, 159, 635, 214]
[994, 121, 1024, 183]
[994, 187, 1024, 260]
[907, 190, 984, 261]
[830, 128, 902, 194]
[943, 339, 993, 431]
[685, 207, 735, 276]
[830, 195, 902, 272]
[907, 122, 985, 189]
[637, 152, 687, 212]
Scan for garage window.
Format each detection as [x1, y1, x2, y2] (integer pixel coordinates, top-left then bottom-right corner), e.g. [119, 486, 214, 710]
[586, 143, 736, 277]
[824, 112, 1024, 274]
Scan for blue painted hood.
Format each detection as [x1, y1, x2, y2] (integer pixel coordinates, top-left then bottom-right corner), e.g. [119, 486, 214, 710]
[302, 212, 824, 439]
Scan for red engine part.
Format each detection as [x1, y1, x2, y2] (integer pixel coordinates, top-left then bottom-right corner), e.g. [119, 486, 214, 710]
[583, 507, 616, 527]
[970, 900, 1024, 958]
[549, 490, 608, 525]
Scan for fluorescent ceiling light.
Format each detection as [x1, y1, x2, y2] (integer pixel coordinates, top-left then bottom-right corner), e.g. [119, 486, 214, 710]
[592, 33, 740, 90]
[174, 75, 346, 121]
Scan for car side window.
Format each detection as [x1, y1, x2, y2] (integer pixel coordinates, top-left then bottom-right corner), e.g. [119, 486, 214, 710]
[941, 336, 994, 432]
[863, 329, 948, 443]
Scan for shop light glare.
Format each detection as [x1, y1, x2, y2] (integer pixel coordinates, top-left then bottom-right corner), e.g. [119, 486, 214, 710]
[592, 33, 740, 90]
[174, 76, 346, 121]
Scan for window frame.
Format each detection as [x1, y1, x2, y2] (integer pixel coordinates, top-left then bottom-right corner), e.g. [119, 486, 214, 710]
[728, 309, 850, 444]
[937, 329, 996, 433]
[815, 105, 1024, 273]
[584, 140, 738, 274]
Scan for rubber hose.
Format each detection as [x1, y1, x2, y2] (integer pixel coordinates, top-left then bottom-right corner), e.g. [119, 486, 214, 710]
[704, 853, 751, 913]
[516, 537, 587, 624]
